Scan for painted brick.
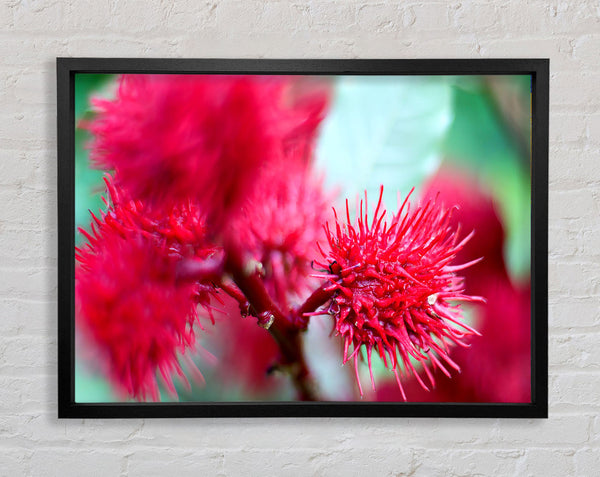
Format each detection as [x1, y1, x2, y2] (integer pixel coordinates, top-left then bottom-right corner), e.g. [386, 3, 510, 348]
[572, 33, 600, 65]
[0, 0, 598, 476]
[551, 332, 600, 369]
[575, 447, 600, 476]
[356, 3, 403, 33]
[548, 261, 600, 297]
[126, 449, 225, 476]
[30, 449, 122, 477]
[0, 449, 33, 477]
[409, 3, 453, 31]
[550, 373, 600, 408]
[549, 296, 600, 328]
[12, 0, 66, 32]
[412, 449, 522, 477]
[550, 145, 600, 186]
[521, 448, 577, 476]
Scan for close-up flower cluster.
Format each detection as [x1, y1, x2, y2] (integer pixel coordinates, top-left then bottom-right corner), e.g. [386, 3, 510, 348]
[75, 73, 531, 402]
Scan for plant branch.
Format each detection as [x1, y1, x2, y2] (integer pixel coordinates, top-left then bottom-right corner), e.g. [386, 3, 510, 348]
[218, 281, 246, 304]
[224, 244, 288, 328]
[294, 282, 336, 326]
[223, 238, 318, 401]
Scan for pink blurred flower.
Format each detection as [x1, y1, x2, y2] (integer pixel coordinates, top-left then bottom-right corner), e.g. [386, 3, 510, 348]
[78, 74, 331, 401]
[227, 161, 332, 309]
[318, 186, 483, 399]
[76, 228, 200, 401]
[76, 177, 216, 400]
[88, 74, 328, 230]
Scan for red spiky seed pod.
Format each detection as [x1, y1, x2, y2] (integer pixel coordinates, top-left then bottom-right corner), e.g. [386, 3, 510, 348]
[76, 227, 202, 401]
[87, 74, 329, 231]
[76, 177, 218, 400]
[227, 161, 332, 310]
[319, 186, 484, 400]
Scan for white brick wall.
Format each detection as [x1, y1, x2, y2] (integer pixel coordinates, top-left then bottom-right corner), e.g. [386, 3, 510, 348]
[0, 0, 598, 475]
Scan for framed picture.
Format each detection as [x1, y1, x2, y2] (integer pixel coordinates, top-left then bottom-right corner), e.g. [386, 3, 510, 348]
[57, 58, 548, 418]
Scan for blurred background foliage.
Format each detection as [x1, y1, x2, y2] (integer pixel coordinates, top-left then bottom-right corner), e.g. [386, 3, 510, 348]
[74, 74, 115, 246]
[74, 73, 531, 403]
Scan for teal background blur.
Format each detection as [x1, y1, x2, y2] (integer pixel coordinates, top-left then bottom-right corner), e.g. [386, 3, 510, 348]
[74, 74, 531, 403]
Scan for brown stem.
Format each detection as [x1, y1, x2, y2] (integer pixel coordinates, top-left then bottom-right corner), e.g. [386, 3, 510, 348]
[224, 245, 288, 324]
[267, 326, 316, 401]
[218, 279, 251, 316]
[295, 282, 336, 324]
[223, 240, 318, 401]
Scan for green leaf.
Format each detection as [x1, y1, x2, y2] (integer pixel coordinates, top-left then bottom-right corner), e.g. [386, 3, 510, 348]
[74, 74, 115, 120]
[74, 74, 117, 243]
[315, 76, 454, 211]
[442, 77, 531, 280]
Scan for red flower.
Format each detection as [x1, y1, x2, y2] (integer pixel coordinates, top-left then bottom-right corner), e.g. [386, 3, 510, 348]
[421, 167, 530, 402]
[77, 230, 201, 401]
[227, 161, 332, 310]
[422, 167, 507, 284]
[88, 74, 328, 230]
[378, 167, 530, 403]
[76, 177, 216, 400]
[99, 174, 208, 250]
[318, 186, 483, 399]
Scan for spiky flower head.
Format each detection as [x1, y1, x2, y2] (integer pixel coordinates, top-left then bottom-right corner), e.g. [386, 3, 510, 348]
[319, 186, 483, 399]
[88, 74, 328, 230]
[228, 161, 332, 310]
[76, 177, 215, 400]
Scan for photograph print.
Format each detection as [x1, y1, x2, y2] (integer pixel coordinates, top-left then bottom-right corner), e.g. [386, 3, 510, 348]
[71, 70, 533, 406]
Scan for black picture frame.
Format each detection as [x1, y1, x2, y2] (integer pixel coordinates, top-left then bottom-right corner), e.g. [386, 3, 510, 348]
[57, 58, 548, 419]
